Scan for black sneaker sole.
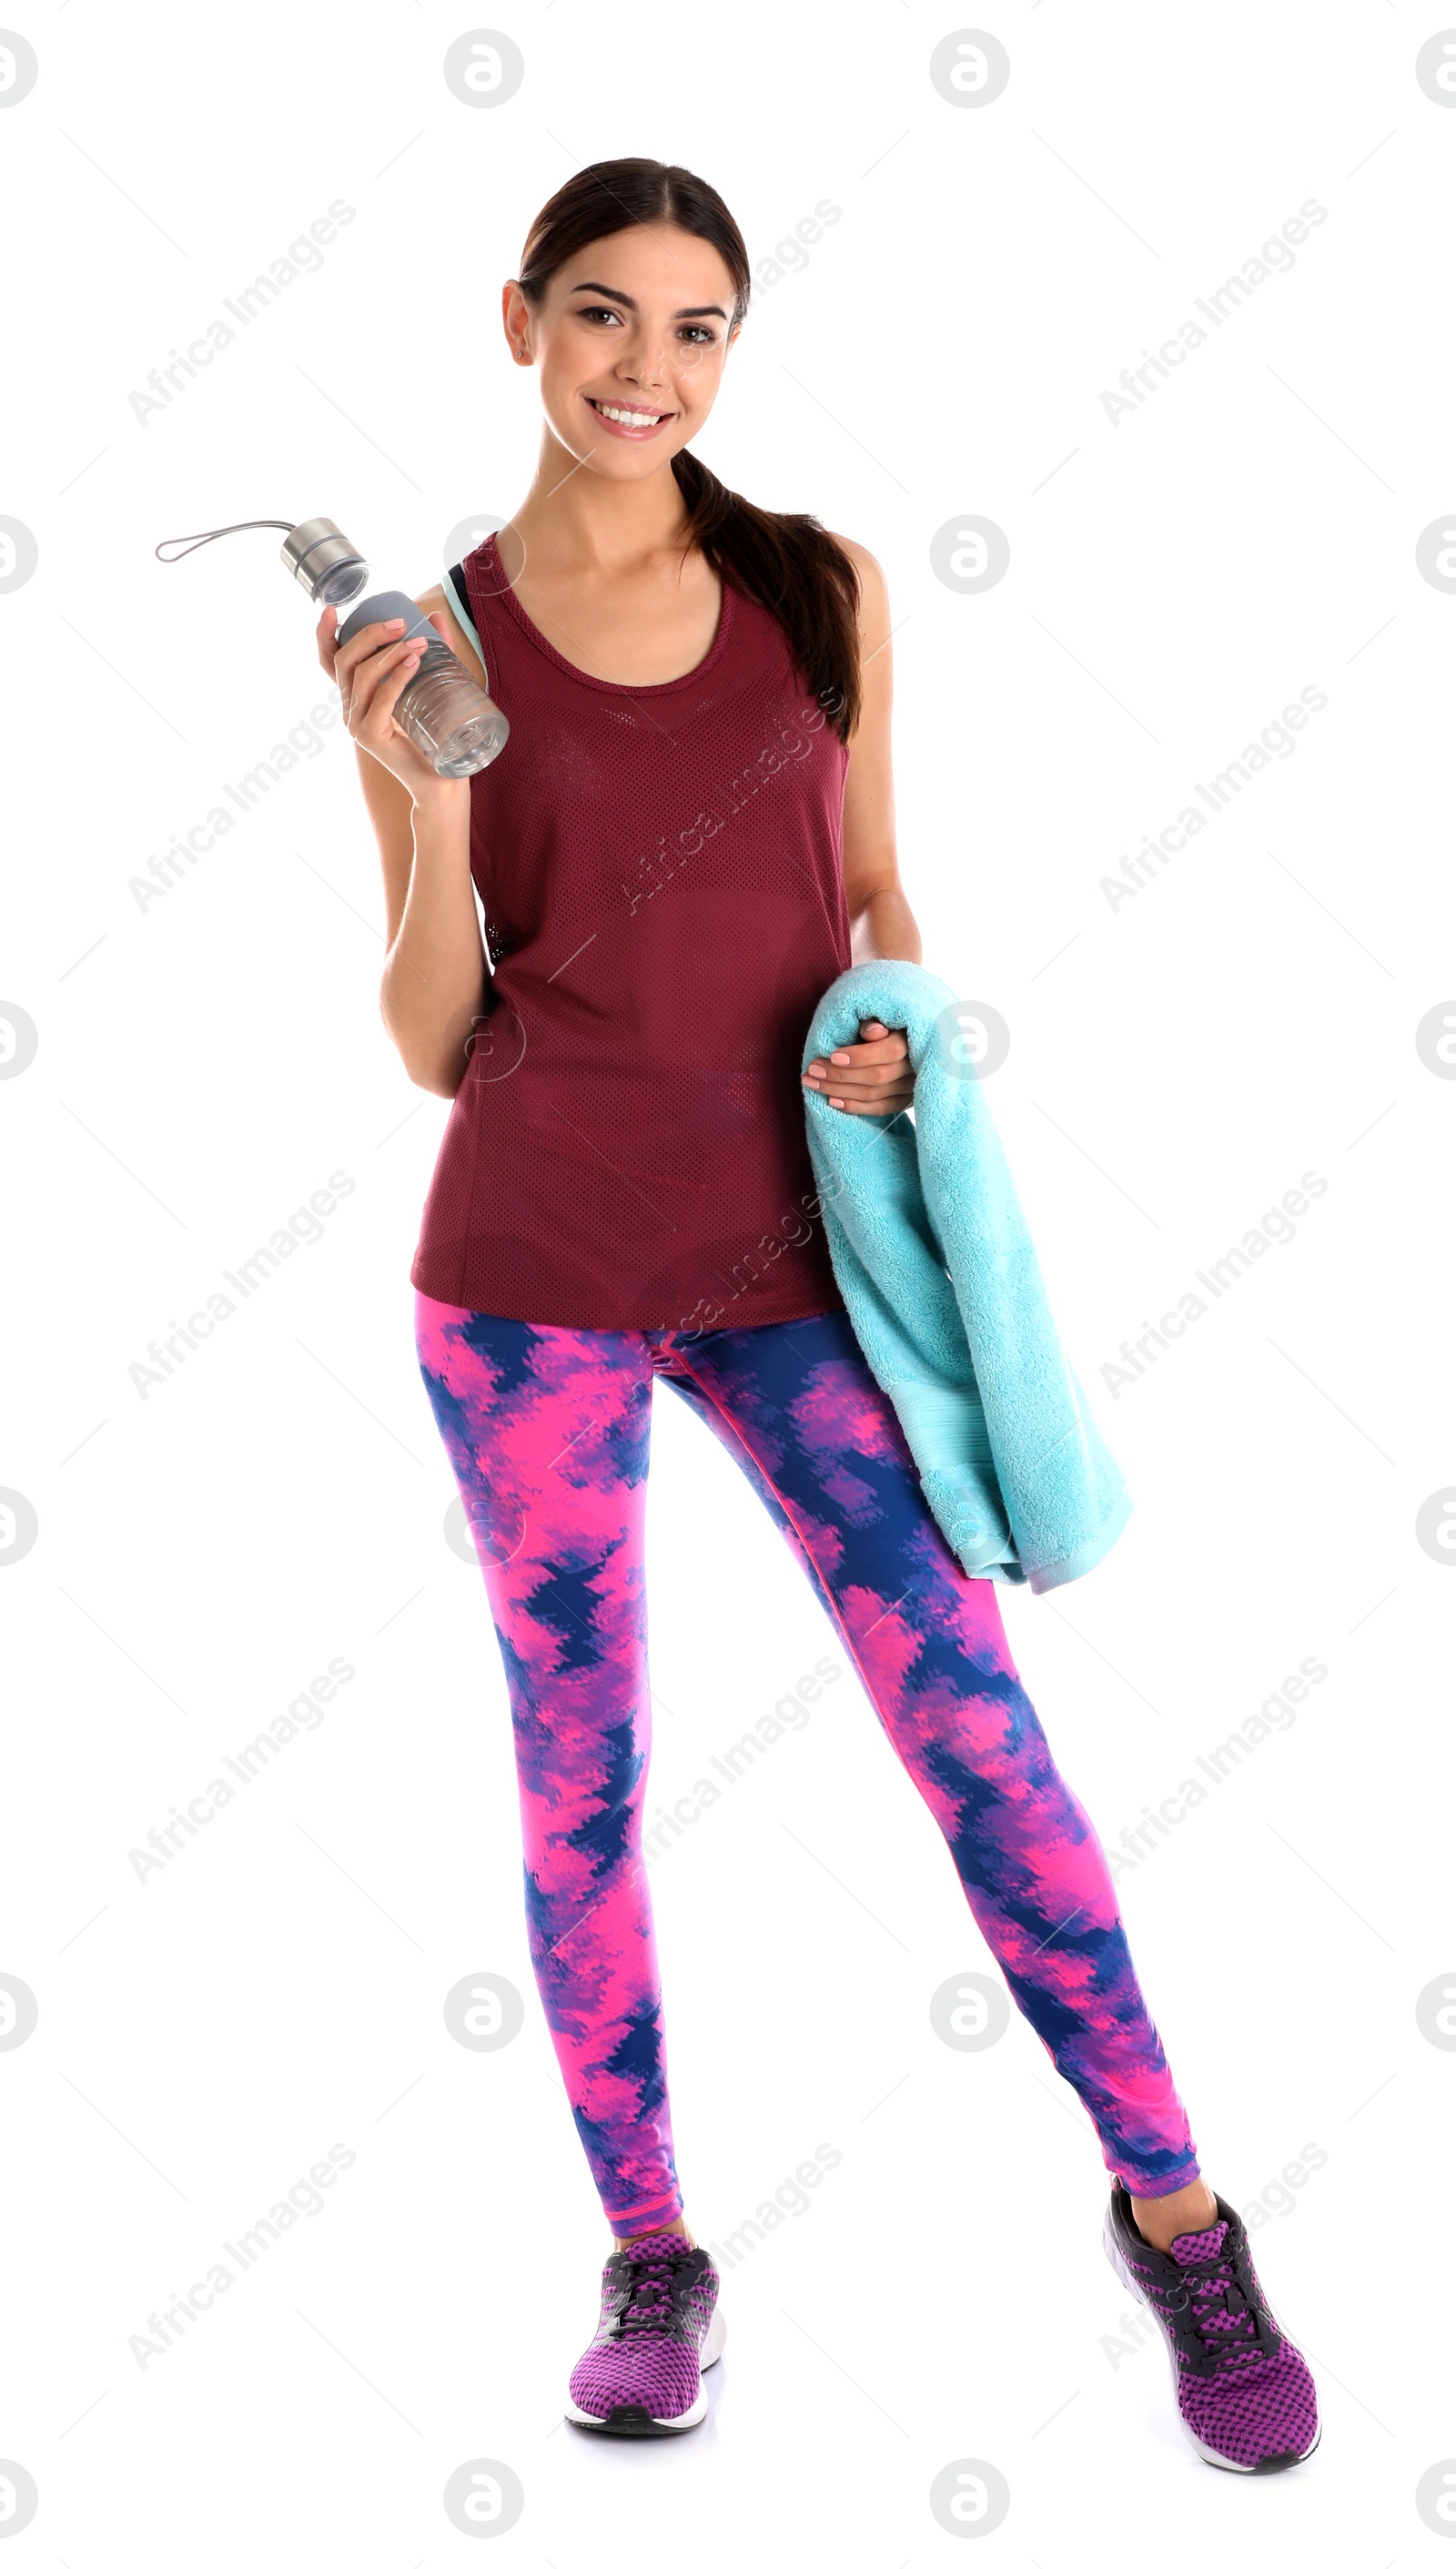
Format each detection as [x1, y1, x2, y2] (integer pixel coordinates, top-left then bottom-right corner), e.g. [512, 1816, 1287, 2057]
[565, 2392, 708, 2437]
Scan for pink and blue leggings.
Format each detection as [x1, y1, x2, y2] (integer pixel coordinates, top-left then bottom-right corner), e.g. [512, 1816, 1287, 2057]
[414, 1292, 1199, 2233]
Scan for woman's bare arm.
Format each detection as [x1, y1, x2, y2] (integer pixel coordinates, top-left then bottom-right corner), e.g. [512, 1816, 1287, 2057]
[801, 536, 918, 1116]
[318, 584, 490, 1097]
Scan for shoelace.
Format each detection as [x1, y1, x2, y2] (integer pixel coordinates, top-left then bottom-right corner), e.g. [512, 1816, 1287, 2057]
[1159, 2240, 1275, 2378]
[612, 2246, 688, 2340]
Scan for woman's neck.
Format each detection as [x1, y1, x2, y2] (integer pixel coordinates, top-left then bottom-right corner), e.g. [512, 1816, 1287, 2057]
[503, 428, 693, 579]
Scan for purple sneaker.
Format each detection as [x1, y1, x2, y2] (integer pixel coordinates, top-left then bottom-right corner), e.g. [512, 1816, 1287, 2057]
[566, 2232, 725, 2436]
[1104, 2181, 1320, 2472]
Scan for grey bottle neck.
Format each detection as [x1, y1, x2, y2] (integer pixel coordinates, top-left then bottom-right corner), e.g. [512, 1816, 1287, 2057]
[334, 587, 437, 651]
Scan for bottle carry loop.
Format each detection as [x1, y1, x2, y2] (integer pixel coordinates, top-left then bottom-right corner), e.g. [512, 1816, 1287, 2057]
[153, 514, 509, 777]
[154, 520, 295, 563]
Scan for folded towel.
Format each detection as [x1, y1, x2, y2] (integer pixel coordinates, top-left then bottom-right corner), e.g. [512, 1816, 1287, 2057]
[801, 959, 1132, 1592]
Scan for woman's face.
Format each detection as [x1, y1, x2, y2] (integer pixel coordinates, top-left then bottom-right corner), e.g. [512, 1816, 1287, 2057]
[506, 224, 742, 476]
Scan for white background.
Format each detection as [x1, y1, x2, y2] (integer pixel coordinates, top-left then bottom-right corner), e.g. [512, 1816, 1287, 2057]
[3, 1, 1452, 2560]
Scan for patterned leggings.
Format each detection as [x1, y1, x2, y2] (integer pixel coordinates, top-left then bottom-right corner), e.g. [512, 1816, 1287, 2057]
[414, 1292, 1199, 2234]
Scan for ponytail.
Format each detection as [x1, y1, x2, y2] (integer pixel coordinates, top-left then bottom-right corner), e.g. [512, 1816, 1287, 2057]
[668, 448, 861, 741]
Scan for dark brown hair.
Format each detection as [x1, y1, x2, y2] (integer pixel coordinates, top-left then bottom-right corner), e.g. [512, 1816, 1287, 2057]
[516, 157, 862, 742]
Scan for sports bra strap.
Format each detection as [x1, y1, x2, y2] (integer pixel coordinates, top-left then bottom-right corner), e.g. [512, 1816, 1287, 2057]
[442, 559, 487, 684]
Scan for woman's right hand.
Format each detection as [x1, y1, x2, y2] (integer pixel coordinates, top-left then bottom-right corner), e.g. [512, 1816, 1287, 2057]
[316, 602, 463, 805]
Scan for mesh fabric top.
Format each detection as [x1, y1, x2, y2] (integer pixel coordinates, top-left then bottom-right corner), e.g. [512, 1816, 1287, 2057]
[410, 535, 854, 1332]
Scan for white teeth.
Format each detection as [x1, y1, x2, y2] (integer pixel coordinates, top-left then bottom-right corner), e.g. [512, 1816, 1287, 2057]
[593, 400, 663, 427]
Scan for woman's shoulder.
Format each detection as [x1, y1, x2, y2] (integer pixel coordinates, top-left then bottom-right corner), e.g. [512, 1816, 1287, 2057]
[821, 530, 889, 615]
[821, 529, 882, 576]
[821, 532, 891, 662]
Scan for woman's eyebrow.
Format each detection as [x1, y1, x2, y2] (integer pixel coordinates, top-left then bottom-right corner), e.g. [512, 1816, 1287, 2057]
[568, 279, 729, 320]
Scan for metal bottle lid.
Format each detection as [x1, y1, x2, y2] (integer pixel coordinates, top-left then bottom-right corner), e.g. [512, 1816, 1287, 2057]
[280, 518, 370, 608]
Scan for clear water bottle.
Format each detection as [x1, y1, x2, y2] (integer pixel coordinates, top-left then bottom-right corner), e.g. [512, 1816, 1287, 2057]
[283, 519, 510, 778]
[155, 514, 511, 779]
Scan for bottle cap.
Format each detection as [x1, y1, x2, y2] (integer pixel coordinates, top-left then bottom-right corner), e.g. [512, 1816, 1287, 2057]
[281, 518, 369, 609]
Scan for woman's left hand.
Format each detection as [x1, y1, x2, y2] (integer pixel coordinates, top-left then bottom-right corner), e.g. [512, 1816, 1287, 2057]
[801, 1017, 914, 1116]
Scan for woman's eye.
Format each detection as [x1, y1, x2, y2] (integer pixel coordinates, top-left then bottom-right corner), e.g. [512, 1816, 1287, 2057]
[574, 307, 714, 346]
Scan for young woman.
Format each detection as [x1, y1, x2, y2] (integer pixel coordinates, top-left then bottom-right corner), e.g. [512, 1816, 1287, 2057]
[318, 158, 1319, 2472]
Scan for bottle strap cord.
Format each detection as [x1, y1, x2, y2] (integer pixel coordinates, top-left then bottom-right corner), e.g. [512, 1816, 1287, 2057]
[154, 520, 297, 564]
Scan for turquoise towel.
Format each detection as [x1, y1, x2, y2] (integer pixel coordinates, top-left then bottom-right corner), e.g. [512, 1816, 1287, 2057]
[801, 960, 1131, 1593]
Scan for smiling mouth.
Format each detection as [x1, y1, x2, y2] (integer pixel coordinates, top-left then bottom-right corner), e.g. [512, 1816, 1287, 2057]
[585, 396, 673, 431]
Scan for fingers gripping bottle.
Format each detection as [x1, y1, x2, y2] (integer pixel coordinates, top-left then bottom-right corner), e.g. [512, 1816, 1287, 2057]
[286, 518, 509, 776]
[154, 514, 510, 778]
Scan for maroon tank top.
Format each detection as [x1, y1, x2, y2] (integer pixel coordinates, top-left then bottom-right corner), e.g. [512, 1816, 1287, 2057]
[409, 534, 853, 1332]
